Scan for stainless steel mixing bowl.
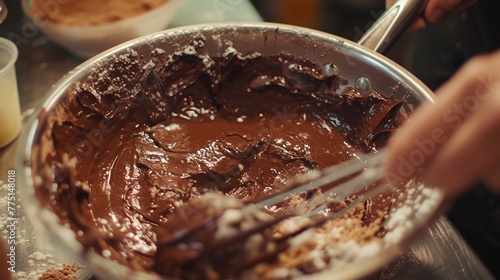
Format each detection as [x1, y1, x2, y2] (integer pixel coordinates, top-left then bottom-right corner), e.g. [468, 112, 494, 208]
[18, 1, 444, 279]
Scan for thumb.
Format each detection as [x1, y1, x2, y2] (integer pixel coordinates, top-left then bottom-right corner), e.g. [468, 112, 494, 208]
[425, 0, 478, 23]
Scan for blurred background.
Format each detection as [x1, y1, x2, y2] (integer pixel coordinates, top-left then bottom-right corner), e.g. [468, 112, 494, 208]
[249, 1, 500, 278]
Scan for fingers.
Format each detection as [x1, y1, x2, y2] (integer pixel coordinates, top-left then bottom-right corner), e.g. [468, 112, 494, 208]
[385, 54, 491, 180]
[424, 93, 500, 196]
[386, 0, 427, 30]
[385, 50, 500, 196]
[386, 0, 479, 28]
[424, 0, 478, 23]
[409, 18, 427, 31]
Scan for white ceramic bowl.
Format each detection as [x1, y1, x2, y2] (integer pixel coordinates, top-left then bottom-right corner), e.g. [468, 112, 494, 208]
[22, 0, 183, 58]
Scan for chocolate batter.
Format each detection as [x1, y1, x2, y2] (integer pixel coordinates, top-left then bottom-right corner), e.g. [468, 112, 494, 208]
[32, 42, 406, 278]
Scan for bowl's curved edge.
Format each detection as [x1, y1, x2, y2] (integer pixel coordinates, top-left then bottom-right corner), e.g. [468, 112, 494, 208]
[17, 22, 443, 280]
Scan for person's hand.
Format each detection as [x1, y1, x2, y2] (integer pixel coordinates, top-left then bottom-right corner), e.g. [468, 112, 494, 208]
[386, 0, 479, 30]
[384, 50, 500, 197]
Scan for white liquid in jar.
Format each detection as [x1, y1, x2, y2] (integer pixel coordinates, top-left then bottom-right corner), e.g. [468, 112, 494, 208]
[0, 58, 21, 148]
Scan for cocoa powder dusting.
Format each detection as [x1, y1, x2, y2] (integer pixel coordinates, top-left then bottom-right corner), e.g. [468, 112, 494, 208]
[39, 263, 81, 280]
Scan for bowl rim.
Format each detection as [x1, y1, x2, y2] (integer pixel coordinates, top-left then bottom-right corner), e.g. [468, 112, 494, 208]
[17, 22, 443, 280]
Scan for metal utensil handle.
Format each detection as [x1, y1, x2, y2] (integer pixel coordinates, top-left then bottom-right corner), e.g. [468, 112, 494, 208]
[358, 0, 428, 54]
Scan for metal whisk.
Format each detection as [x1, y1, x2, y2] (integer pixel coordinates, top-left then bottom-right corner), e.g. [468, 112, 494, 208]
[156, 149, 390, 272]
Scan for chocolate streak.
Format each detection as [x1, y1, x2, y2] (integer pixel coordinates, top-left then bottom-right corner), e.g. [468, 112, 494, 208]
[33, 41, 405, 277]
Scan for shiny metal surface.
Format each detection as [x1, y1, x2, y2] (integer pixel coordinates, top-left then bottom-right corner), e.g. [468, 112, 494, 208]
[0, 1, 495, 279]
[358, 0, 427, 53]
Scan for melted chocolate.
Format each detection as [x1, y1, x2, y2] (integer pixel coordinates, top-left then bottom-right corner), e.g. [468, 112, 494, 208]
[32, 44, 406, 277]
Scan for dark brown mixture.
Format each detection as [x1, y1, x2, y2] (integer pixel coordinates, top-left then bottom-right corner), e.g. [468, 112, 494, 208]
[32, 41, 406, 279]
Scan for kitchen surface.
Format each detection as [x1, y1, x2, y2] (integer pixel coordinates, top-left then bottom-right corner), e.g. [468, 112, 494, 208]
[0, 0, 498, 279]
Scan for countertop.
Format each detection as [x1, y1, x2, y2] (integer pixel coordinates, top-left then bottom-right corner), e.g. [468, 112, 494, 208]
[0, 0, 495, 279]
